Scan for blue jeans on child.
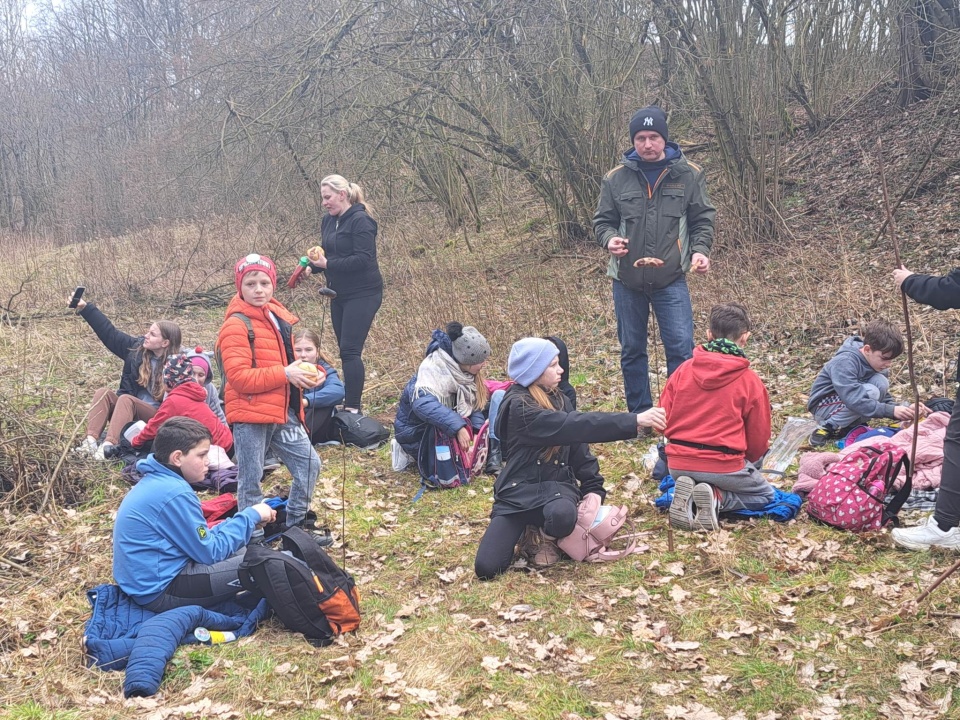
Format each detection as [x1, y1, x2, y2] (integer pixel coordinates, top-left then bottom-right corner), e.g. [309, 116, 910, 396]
[812, 373, 889, 429]
[613, 277, 694, 413]
[234, 409, 321, 536]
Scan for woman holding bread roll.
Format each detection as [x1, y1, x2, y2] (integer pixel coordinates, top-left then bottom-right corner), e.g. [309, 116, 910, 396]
[293, 329, 345, 444]
[307, 174, 382, 414]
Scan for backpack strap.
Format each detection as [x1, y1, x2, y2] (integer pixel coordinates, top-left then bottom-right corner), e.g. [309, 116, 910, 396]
[281, 526, 331, 570]
[881, 452, 912, 527]
[216, 313, 256, 401]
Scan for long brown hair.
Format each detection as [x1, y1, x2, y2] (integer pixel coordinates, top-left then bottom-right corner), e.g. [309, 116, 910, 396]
[293, 329, 336, 365]
[471, 368, 490, 410]
[526, 383, 562, 462]
[138, 320, 182, 401]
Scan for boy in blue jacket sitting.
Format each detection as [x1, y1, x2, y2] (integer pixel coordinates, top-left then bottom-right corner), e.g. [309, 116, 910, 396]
[113, 417, 276, 612]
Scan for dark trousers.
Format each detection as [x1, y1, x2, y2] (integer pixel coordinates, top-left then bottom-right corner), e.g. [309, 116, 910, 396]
[331, 291, 382, 409]
[934, 387, 960, 528]
[474, 498, 578, 580]
[303, 404, 337, 444]
[143, 550, 247, 613]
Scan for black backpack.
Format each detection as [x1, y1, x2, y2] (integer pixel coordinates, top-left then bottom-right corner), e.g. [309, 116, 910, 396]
[333, 410, 390, 449]
[238, 527, 361, 644]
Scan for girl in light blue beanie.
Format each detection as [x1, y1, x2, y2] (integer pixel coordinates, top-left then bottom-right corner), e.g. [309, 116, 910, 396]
[475, 338, 666, 580]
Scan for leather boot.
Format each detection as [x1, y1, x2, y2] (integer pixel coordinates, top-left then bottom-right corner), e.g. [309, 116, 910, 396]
[485, 439, 503, 475]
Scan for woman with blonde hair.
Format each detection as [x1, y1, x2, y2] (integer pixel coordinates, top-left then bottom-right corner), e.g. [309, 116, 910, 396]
[70, 295, 182, 460]
[307, 174, 383, 414]
[474, 338, 666, 579]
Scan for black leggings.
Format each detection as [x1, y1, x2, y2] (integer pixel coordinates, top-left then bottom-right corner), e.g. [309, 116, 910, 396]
[934, 387, 960, 528]
[474, 498, 578, 580]
[143, 550, 246, 613]
[331, 292, 382, 409]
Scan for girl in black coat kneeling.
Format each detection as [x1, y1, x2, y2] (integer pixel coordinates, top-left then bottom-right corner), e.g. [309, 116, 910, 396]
[474, 338, 666, 580]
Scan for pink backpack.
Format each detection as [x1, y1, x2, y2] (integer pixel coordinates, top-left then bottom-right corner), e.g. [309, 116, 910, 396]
[556, 493, 637, 562]
[806, 442, 912, 531]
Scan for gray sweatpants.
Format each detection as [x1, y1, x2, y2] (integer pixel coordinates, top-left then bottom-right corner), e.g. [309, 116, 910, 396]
[812, 373, 889, 429]
[234, 409, 321, 534]
[670, 461, 775, 512]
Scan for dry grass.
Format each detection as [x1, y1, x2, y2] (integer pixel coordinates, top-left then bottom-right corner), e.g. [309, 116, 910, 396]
[2, 103, 960, 719]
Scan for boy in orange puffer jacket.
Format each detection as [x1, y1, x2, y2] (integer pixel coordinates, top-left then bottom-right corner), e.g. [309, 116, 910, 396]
[217, 254, 322, 540]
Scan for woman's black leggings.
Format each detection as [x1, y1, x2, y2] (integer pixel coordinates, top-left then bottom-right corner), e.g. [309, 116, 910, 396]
[934, 388, 960, 528]
[330, 292, 382, 409]
[474, 498, 578, 580]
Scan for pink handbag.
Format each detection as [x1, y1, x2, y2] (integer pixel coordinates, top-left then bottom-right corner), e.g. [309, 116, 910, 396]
[556, 493, 637, 562]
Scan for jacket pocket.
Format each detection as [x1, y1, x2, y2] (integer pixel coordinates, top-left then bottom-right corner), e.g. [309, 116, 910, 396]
[618, 191, 645, 219]
[661, 188, 685, 218]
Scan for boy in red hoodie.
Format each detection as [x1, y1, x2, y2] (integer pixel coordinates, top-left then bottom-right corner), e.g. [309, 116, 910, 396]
[659, 302, 774, 531]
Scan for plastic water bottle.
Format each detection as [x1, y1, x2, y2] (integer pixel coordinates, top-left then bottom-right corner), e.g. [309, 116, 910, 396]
[194, 627, 237, 645]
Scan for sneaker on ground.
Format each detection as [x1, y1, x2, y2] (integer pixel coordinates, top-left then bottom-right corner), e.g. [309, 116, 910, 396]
[74, 437, 98, 457]
[892, 515, 960, 551]
[286, 519, 334, 547]
[692, 483, 720, 531]
[808, 423, 847, 448]
[263, 456, 282, 472]
[670, 476, 697, 531]
[93, 441, 115, 461]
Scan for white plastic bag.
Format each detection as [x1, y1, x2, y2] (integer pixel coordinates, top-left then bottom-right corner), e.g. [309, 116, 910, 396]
[391, 438, 413, 471]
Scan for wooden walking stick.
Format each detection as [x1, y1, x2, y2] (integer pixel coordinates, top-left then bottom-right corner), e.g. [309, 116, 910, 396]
[869, 140, 959, 629]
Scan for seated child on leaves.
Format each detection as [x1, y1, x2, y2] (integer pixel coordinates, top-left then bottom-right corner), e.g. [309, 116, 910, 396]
[393, 322, 491, 469]
[807, 318, 928, 447]
[659, 302, 776, 531]
[130, 353, 233, 454]
[293, 329, 345, 445]
[113, 417, 276, 612]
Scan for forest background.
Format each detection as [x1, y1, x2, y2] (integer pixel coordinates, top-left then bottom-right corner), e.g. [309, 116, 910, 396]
[2, 1, 960, 719]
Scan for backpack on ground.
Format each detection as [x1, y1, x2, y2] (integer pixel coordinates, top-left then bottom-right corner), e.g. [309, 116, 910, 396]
[414, 421, 488, 499]
[333, 410, 390, 449]
[238, 527, 360, 644]
[556, 492, 638, 562]
[806, 441, 912, 532]
[215, 313, 256, 401]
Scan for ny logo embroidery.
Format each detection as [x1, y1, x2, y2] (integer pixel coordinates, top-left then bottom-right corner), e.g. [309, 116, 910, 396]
[643, 117, 654, 127]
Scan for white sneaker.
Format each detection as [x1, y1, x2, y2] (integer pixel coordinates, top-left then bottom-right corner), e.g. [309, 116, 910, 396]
[73, 436, 98, 457]
[892, 515, 960, 551]
[93, 441, 115, 461]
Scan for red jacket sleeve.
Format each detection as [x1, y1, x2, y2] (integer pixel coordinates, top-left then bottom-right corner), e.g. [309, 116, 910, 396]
[743, 374, 772, 464]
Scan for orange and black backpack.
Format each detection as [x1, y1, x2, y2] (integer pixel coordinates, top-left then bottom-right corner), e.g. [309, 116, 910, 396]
[239, 527, 360, 644]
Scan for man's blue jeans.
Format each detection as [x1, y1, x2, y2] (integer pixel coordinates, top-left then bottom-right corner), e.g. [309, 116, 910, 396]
[613, 277, 694, 413]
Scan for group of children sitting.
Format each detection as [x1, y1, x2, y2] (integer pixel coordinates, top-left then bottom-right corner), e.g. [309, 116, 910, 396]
[75, 252, 960, 603]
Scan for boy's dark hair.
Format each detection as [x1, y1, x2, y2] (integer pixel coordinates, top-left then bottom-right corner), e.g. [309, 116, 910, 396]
[153, 417, 211, 463]
[709, 302, 752, 340]
[862, 319, 904, 357]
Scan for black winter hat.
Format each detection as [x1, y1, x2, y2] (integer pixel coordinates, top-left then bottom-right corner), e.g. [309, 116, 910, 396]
[629, 106, 669, 144]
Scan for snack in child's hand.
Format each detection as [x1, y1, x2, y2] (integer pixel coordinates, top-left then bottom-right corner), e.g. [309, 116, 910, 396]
[633, 257, 665, 268]
[307, 246, 324, 262]
[297, 362, 325, 386]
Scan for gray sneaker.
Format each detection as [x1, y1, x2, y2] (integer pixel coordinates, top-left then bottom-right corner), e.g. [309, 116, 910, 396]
[692, 483, 720, 531]
[670, 476, 697, 531]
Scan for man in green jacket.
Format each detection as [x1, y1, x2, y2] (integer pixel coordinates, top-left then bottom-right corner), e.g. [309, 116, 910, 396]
[594, 106, 716, 413]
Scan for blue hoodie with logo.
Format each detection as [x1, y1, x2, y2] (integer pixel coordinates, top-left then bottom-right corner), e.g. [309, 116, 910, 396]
[112, 455, 261, 605]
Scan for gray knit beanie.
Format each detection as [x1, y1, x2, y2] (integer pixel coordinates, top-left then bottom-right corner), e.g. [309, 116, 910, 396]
[508, 338, 559, 387]
[451, 326, 491, 366]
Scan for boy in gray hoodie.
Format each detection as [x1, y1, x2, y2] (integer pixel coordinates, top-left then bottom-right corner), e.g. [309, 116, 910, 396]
[807, 319, 927, 446]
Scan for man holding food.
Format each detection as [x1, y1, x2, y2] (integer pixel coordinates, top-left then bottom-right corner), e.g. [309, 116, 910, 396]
[594, 106, 716, 414]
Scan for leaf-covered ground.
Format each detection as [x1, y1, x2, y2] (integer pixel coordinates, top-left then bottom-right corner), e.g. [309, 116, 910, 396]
[2, 90, 960, 719]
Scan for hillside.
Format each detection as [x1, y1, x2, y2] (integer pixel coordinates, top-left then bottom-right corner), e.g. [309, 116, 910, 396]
[1, 87, 960, 720]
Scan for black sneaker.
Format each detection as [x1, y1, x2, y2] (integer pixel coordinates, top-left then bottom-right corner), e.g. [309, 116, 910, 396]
[286, 518, 334, 547]
[809, 424, 844, 448]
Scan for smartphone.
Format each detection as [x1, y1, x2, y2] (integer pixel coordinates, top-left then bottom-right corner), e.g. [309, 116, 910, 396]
[68, 286, 85, 309]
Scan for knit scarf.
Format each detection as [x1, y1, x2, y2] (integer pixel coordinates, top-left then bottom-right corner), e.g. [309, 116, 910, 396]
[414, 348, 478, 418]
[703, 337, 746, 358]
